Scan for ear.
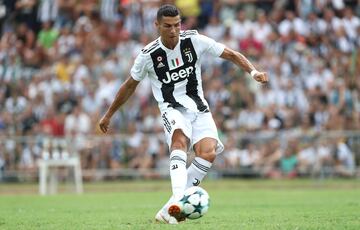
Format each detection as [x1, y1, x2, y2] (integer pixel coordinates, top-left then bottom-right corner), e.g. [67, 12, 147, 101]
[155, 20, 159, 30]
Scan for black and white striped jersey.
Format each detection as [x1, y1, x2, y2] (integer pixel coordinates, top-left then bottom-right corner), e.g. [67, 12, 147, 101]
[130, 30, 225, 113]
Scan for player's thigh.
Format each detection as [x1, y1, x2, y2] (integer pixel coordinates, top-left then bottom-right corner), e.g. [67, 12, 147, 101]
[192, 112, 224, 155]
[161, 108, 192, 150]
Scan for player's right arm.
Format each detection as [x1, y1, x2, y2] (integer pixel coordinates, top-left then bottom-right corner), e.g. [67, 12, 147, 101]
[99, 77, 140, 133]
[220, 47, 268, 84]
[99, 48, 149, 134]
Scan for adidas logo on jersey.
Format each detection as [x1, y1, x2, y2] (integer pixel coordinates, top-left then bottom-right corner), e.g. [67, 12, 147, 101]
[157, 62, 165, 68]
[163, 66, 194, 84]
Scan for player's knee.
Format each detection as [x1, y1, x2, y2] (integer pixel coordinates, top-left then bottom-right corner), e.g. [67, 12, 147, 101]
[196, 148, 216, 162]
[196, 144, 216, 162]
[171, 129, 189, 152]
[194, 138, 217, 162]
[171, 140, 187, 152]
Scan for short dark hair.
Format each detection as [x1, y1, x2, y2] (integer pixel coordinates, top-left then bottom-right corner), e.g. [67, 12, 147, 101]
[157, 4, 179, 21]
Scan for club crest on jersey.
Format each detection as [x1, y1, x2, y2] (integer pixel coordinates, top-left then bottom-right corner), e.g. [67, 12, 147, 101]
[184, 48, 193, 63]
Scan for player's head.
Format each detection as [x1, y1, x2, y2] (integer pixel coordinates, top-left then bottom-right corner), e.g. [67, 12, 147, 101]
[156, 4, 181, 48]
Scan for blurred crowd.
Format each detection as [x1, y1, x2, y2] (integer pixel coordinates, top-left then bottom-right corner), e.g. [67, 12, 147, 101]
[0, 0, 360, 181]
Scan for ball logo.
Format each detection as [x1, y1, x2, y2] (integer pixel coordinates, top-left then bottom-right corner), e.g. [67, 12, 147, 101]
[162, 66, 194, 84]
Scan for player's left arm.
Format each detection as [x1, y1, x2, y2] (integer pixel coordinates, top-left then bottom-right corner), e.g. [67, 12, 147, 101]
[220, 47, 268, 84]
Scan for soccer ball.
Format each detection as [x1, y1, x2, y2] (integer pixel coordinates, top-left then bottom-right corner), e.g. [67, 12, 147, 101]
[180, 186, 210, 219]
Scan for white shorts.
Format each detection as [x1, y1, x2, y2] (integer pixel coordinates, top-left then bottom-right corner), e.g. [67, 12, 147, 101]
[161, 107, 224, 154]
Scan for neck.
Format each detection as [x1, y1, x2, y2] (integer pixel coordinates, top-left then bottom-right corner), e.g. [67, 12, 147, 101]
[161, 38, 177, 50]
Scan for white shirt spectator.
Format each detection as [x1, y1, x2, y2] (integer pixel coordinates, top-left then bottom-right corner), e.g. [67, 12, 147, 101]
[304, 72, 323, 90]
[230, 10, 252, 41]
[127, 123, 144, 149]
[72, 61, 89, 96]
[19, 146, 34, 168]
[5, 95, 27, 114]
[252, 13, 272, 43]
[335, 26, 353, 53]
[238, 107, 264, 130]
[207, 79, 230, 107]
[323, 9, 343, 33]
[223, 148, 241, 168]
[38, 76, 61, 107]
[298, 146, 317, 166]
[96, 69, 120, 107]
[279, 12, 308, 36]
[204, 16, 226, 42]
[275, 88, 287, 107]
[331, 0, 345, 10]
[56, 28, 76, 55]
[317, 145, 332, 159]
[38, 0, 58, 23]
[342, 11, 360, 41]
[64, 106, 91, 136]
[100, 0, 119, 23]
[314, 108, 329, 130]
[277, 81, 308, 111]
[124, 2, 142, 36]
[239, 148, 260, 167]
[336, 142, 355, 170]
[142, 2, 158, 36]
[306, 13, 327, 35]
[255, 87, 276, 108]
[81, 91, 100, 114]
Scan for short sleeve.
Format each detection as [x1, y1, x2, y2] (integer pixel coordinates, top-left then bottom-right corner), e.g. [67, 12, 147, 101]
[130, 52, 148, 81]
[195, 34, 225, 57]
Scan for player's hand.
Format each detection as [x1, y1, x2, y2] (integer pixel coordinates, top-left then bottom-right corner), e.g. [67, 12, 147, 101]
[253, 71, 268, 84]
[99, 115, 111, 133]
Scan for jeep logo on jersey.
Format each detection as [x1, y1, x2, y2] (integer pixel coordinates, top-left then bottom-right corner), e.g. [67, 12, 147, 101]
[162, 66, 194, 84]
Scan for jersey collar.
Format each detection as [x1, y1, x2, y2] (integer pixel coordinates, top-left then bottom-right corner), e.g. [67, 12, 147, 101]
[159, 37, 181, 52]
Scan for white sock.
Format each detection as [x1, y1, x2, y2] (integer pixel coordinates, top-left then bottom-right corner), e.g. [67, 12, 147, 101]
[169, 150, 187, 200]
[186, 157, 212, 189]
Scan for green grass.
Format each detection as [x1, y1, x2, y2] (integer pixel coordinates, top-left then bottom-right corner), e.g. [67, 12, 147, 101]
[0, 179, 360, 229]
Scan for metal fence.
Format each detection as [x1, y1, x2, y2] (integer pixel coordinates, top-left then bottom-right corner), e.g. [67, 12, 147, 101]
[0, 130, 359, 182]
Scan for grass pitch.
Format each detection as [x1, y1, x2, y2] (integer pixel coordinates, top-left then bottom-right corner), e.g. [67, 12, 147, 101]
[0, 179, 360, 229]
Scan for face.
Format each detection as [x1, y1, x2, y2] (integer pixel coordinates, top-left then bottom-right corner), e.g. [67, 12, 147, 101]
[156, 15, 181, 48]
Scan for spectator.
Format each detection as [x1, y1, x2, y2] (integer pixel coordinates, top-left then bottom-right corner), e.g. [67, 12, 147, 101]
[37, 21, 59, 49]
[222, 135, 241, 169]
[279, 143, 298, 178]
[203, 14, 225, 41]
[230, 9, 252, 42]
[15, 0, 38, 31]
[335, 138, 355, 177]
[38, 0, 59, 24]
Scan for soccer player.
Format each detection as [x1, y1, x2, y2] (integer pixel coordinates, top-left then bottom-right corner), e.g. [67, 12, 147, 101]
[99, 4, 268, 224]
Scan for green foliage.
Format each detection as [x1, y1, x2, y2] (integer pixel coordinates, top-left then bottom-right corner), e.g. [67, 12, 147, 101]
[0, 179, 360, 229]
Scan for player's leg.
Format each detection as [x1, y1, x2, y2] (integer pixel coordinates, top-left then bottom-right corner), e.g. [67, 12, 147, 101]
[186, 137, 217, 188]
[169, 129, 189, 200]
[186, 112, 224, 188]
[156, 109, 191, 223]
[156, 131, 189, 223]
[166, 129, 190, 222]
